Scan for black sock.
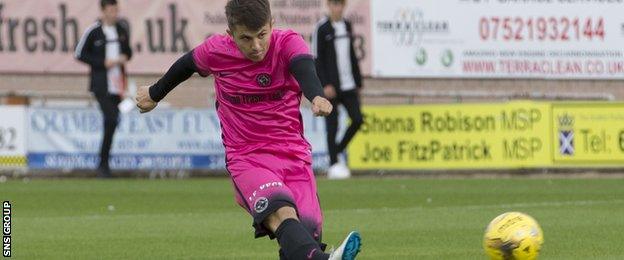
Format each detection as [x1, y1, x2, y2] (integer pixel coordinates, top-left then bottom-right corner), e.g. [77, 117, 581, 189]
[275, 218, 329, 260]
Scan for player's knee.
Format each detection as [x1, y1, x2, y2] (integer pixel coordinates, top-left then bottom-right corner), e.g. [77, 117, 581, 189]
[264, 206, 298, 232]
[271, 206, 298, 222]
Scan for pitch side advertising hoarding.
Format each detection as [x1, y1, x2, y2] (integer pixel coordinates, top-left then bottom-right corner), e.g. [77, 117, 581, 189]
[0, 0, 371, 75]
[552, 103, 624, 164]
[348, 101, 551, 169]
[349, 101, 624, 170]
[27, 107, 335, 170]
[6, 103, 624, 171]
[372, 0, 624, 79]
[0, 106, 27, 168]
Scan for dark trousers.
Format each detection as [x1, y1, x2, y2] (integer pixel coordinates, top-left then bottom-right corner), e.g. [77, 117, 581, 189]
[325, 89, 363, 165]
[94, 93, 121, 170]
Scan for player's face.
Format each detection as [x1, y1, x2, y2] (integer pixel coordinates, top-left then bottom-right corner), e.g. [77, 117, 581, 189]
[328, 1, 345, 20]
[227, 21, 273, 62]
[101, 4, 119, 25]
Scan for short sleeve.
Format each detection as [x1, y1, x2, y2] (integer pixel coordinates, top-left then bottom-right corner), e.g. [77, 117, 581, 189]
[192, 37, 213, 77]
[280, 30, 312, 63]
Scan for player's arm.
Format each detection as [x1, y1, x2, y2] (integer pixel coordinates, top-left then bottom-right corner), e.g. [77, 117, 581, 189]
[312, 24, 330, 88]
[136, 50, 198, 113]
[347, 21, 363, 89]
[289, 55, 332, 117]
[119, 21, 133, 62]
[75, 29, 106, 70]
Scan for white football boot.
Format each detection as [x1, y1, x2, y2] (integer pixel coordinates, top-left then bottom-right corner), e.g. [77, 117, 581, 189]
[328, 231, 361, 260]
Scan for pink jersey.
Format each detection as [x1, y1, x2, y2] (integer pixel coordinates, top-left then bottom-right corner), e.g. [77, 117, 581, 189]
[193, 29, 313, 162]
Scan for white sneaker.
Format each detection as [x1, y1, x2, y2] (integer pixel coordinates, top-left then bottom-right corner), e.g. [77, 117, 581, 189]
[338, 163, 351, 178]
[329, 231, 362, 260]
[338, 153, 352, 179]
[327, 163, 350, 179]
[327, 163, 340, 179]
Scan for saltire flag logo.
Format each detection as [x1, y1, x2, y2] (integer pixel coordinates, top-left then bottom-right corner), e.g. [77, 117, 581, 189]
[559, 130, 574, 156]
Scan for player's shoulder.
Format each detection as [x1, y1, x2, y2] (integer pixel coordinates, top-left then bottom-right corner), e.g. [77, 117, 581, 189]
[83, 21, 102, 36]
[315, 17, 331, 31]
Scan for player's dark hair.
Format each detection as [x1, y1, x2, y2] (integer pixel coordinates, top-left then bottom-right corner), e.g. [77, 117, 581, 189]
[100, 0, 117, 10]
[225, 0, 271, 31]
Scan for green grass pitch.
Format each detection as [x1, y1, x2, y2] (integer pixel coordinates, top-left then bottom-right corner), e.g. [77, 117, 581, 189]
[2, 177, 624, 259]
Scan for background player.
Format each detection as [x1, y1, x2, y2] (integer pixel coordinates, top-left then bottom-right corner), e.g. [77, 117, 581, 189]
[134, 0, 361, 259]
[313, 0, 364, 179]
[75, 0, 132, 178]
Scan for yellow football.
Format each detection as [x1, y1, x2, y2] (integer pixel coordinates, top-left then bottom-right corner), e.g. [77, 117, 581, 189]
[483, 212, 544, 260]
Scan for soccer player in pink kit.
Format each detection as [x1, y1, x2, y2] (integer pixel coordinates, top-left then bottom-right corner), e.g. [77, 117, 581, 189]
[135, 1, 361, 259]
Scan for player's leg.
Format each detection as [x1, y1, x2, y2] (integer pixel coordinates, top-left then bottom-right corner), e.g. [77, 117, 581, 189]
[263, 160, 331, 260]
[284, 159, 325, 247]
[227, 155, 330, 260]
[285, 155, 362, 260]
[94, 93, 121, 177]
[325, 98, 340, 166]
[265, 206, 330, 260]
[336, 90, 363, 154]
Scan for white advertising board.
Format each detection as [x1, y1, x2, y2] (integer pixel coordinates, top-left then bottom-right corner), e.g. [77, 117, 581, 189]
[27, 107, 337, 170]
[0, 106, 27, 168]
[372, 0, 624, 79]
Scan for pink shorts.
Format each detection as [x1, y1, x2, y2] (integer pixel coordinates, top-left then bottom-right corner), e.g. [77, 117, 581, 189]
[226, 150, 323, 241]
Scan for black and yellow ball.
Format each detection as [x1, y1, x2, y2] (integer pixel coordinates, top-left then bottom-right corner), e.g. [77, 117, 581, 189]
[483, 212, 544, 260]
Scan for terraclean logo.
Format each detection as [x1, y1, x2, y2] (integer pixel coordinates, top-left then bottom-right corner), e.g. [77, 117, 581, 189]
[415, 48, 427, 66]
[376, 8, 449, 46]
[441, 50, 454, 68]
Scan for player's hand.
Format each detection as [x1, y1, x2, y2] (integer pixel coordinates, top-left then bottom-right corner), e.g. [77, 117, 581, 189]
[105, 59, 116, 69]
[323, 85, 336, 99]
[135, 85, 158, 113]
[312, 96, 332, 117]
[118, 54, 129, 64]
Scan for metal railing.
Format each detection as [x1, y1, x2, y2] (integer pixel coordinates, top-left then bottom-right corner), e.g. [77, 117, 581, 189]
[2, 88, 616, 107]
[0, 90, 95, 106]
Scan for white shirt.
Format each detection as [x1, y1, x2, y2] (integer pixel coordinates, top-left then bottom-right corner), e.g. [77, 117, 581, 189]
[331, 20, 356, 91]
[102, 24, 123, 95]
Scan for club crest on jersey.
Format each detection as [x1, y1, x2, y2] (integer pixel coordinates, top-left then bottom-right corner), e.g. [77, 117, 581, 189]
[256, 73, 272, 87]
[254, 197, 269, 213]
